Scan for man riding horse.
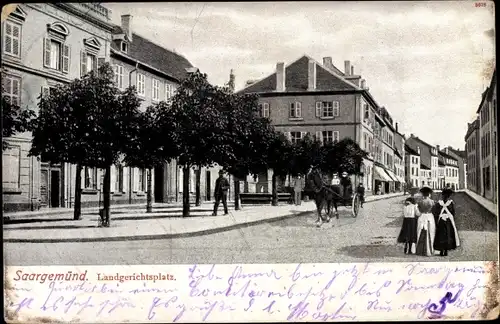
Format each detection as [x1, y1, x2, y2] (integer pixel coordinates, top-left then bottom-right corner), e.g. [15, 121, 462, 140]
[307, 166, 353, 226]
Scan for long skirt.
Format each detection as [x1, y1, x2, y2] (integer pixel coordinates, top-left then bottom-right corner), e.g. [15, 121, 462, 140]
[397, 218, 418, 244]
[434, 217, 460, 251]
[415, 213, 436, 257]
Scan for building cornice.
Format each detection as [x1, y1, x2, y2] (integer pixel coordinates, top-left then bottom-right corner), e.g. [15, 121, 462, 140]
[53, 3, 115, 32]
[2, 60, 71, 84]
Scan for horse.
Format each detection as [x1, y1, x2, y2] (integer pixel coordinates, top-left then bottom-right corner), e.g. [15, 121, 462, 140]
[307, 169, 346, 227]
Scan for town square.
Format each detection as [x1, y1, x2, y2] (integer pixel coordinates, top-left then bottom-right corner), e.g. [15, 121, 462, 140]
[2, 2, 497, 266]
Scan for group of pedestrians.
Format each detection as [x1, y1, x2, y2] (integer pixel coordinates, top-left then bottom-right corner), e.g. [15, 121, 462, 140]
[397, 186, 460, 257]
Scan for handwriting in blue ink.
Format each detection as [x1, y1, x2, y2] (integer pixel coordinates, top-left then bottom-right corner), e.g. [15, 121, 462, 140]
[427, 289, 463, 316]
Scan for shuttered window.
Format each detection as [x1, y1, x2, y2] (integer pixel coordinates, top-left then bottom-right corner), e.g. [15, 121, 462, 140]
[113, 65, 124, 89]
[2, 75, 21, 106]
[43, 38, 70, 73]
[3, 21, 21, 57]
[137, 74, 145, 96]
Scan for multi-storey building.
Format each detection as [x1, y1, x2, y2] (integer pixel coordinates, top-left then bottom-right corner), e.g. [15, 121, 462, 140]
[406, 135, 439, 189]
[438, 149, 459, 190]
[437, 155, 446, 189]
[465, 118, 481, 194]
[405, 145, 420, 188]
[392, 124, 406, 192]
[2, 3, 114, 211]
[419, 165, 432, 188]
[476, 70, 497, 203]
[443, 146, 467, 190]
[237, 55, 398, 195]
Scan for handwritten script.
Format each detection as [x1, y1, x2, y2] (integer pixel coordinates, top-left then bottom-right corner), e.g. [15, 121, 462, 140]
[5, 262, 495, 322]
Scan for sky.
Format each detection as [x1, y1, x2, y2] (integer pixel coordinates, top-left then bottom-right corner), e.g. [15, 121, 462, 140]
[105, 1, 495, 150]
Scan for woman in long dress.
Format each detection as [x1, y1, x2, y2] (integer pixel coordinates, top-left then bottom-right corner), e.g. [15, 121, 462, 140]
[397, 196, 420, 254]
[415, 186, 437, 256]
[433, 188, 460, 256]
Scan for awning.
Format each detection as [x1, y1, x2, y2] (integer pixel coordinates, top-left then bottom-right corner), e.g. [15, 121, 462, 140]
[384, 169, 398, 182]
[374, 166, 392, 182]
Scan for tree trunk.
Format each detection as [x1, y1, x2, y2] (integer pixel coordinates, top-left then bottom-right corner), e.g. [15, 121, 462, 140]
[103, 165, 111, 227]
[73, 163, 82, 220]
[182, 166, 190, 217]
[195, 167, 201, 206]
[271, 173, 278, 206]
[146, 168, 153, 213]
[234, 178, 241, 210]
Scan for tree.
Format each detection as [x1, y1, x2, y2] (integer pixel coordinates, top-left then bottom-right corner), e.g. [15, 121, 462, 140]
[266, 131, 294, 206]
[170, 71, 231, 217]
[29, 63, 139, 225]
[290, 134, 323, 176]
[320, 138, 368, 175]
[1, 83, 36, 151]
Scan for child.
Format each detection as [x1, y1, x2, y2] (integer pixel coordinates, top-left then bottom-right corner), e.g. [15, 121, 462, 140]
[397, 196, 420, 254]
[433, 188, 460, 256]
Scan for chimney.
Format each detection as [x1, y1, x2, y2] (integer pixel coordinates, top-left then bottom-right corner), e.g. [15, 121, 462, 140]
[121, 15, 133, 41]
[417, 146, 421, 154]
[308, 60, 316, 90]
[361, 79, 366, 89]
[344, 60, 351, 76]
[323, 57, 333, 69]
[351, 65, 354, 75]
[395, 122, 398, 132]
[276, 62, 285, 92]
[436, 145, 440, 152]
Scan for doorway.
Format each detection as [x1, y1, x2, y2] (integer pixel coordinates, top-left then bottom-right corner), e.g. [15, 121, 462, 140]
[50, 170, 60, 208]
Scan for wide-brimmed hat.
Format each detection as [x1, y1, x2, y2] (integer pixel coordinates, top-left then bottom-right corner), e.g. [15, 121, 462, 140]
[419, 185, 433, 195]
[405, 197, 416, 204]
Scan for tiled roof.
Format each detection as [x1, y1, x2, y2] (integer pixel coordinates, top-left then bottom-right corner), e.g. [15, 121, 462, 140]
[405, 144, 418, 156]
[446, 147, 466, 160]
[476, 88, 489, 114]
[464, 118, 479, 140]
[111, 26, 193, 81]
[406, 136, 433, 169]
[420, 163, 431, 170]
[486, 69, 496, 101]
[237, 55, 359, 94]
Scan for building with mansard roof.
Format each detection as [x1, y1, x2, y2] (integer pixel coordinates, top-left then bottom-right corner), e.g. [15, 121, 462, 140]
[237, 54, 401, 195]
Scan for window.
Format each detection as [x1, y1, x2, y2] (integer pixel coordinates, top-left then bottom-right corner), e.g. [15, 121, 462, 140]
[3, 21, 21, 57]
[138, 169, 145, 192]
[113, 65, 124, 89]
[289, 102, 302, 118]
[84, 167, 97, 189]
[86, 53, 96, 73]
[322, 130, 339, 143]
[43, 38, 70, 73]
[114, 164, 123, 192]
[165, 83, 174, 101]
[363, 104, 369, 119]
[259, 103, 270, 118]
[137, 73, 145, 96]
[290, 132, 303, 144]
[50, 40, 60, 69]
[316, 101, 340, 118]
[2, 75, 21, 106]
[152, 79, 160, 101]
[121, 41, 128, 53]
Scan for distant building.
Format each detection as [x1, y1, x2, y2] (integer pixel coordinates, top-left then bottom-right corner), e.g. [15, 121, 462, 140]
[405, 145, 420, 188]
[406, 135, 439, 189]
[393, 126, 406, 192]
[438, 149, 459, 190]
[443, 146, 467, 190]
[465, 118, 481, 194]
[238, 55, 401, 195]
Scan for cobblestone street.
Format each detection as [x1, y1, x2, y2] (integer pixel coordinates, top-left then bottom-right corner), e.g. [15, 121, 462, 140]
[4, 193, 497, 266]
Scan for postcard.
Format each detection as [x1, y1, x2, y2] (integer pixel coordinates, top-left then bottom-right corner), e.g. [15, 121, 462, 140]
[2, 1, 498, 323]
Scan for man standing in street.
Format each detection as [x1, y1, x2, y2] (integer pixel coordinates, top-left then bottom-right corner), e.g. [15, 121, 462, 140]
[293, 175, 305, 205]
[356, 183, 365, 208]
[212, 170, 230, 216]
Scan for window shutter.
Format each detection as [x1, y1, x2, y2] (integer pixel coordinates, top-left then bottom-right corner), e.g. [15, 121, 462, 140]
[12, 24, 20, 56]
[11, 79, 20, 105]
[43, 38, 51, 68]
[62, 44, 70, 73]
[315, 131, 321, 142]
[80, 51, 87, 77]
[296, 102, 302, 118]
[301, 131, 306, 140]
[334, 131, 340, 142]
[289, 103, 294, 118]
[285, 132, 291, 141]
[315, 102, 321, 117]
[333, 101, 340, 116]
[4, 23, 12, 54]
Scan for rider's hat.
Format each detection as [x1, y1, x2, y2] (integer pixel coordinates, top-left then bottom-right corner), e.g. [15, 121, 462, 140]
[218, 170, 224, 175]
[441, 187, 453, 196]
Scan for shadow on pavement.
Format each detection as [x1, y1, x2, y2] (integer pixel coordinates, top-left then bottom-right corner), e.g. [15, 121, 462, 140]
[4, 224, 99, 231]
[385, 217, 403, 228]
[4, 217, 73, 225]
[338, 244, 403, 258]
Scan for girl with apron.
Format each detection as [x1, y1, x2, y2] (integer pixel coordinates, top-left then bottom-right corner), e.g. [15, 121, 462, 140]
[433, 188, 460, 256]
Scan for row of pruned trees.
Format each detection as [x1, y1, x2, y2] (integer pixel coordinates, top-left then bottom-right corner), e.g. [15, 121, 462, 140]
[2, 64, 367, 225]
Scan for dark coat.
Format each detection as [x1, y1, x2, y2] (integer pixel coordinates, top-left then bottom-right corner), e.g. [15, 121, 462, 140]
[214, 177, 230, 197]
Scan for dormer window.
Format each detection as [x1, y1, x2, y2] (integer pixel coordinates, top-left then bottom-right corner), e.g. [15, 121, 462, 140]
[120, 41, 128, 53]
